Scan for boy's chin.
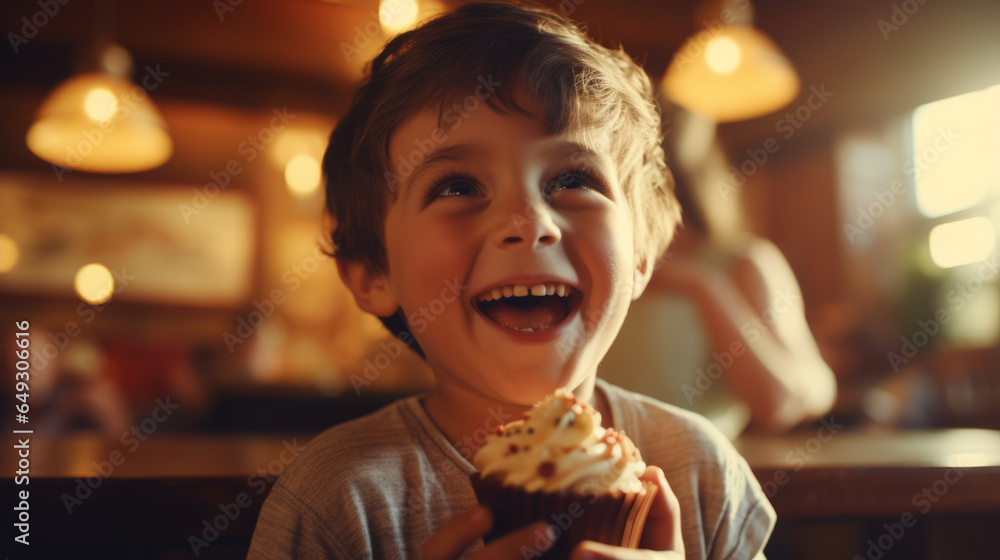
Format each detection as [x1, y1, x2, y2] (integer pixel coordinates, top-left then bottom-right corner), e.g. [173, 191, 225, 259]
[482, 363, 591, 405]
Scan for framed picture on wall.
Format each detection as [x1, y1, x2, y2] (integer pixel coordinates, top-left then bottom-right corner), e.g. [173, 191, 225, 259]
[0, 173, 256, 307]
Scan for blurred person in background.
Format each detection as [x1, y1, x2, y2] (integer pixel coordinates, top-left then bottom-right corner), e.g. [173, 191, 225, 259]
[21, 334, 131, 437]
[103, 337, 212, 431]
[6, 328, 213, 437]
[599, 109, 837, 437]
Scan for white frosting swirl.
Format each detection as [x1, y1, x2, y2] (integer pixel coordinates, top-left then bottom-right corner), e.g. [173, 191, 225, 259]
[472, 388, 646, 494]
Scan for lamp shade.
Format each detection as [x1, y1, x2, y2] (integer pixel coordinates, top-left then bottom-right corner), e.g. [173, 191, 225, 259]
[662, 24, 800, 123]
[26, 72, 172, 173]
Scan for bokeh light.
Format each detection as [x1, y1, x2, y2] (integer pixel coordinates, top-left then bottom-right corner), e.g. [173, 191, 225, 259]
[74, 263, 115, 304]
[83, 88, 118, 122]
[379, 0, 419, 35]
[705, 37, 741, 74]
[0, 234, 19, 273]
[284, 154, 322, 197]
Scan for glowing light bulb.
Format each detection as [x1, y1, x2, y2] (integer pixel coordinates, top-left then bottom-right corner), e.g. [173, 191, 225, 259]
[285, 154, 322, 197]
[74, 263, 115, 304]
[380, 0, 419, 35]
[705, 37, 741, 74]
[0, 235, 19, 273]
[84, 88, 118, 122]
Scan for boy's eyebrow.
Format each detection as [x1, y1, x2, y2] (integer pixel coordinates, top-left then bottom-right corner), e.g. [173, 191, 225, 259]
[543, 141, 604, 164]
[403, 143, 490, 198]
[544, 141, 617, 182]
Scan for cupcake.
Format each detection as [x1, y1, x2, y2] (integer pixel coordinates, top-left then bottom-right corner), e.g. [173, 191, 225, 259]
[470, 388, 657, 559]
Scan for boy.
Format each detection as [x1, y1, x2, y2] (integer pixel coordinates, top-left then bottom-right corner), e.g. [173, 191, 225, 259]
[248, 2, 776, 559]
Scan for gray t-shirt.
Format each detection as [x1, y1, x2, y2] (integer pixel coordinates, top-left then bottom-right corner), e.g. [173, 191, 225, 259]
[247, 379, 776, 559]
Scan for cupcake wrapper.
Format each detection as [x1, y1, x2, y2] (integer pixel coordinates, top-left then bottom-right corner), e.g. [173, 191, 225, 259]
[469, 473, 658, 560]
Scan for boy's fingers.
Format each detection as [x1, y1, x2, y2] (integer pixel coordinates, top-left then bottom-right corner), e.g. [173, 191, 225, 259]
[638, 466, 684, 554]
[423, 506, 492, 560]
[571, 540, 685, 560]
[426, 471, 683, 560]
[473, 520, 551, 560]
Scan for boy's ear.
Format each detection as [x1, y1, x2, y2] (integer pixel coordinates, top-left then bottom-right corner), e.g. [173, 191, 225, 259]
[632, 255, 653, 301]
[335, 258, 399, 317]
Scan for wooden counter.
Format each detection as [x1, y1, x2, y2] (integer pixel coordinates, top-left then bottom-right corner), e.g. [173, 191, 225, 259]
[735, 427, 1000, 517]
[3, 434, 308, 559]
[4, 429, 1000, 558]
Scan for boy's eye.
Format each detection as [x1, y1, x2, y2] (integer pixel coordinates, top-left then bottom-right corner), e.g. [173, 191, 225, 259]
[438, 180, 478, 198]
[426, 172, 481, 202]
[544, 171, 597, 196]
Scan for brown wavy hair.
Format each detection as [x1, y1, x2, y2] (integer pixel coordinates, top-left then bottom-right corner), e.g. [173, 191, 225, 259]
[322, 1, 679, 351]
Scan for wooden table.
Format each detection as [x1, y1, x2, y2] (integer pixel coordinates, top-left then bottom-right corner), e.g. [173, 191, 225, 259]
[3, 434, 310, 559]
[735, 427, 1000, 517]
[4, 429, 1000, 558]
[736, 428, 1000, 559]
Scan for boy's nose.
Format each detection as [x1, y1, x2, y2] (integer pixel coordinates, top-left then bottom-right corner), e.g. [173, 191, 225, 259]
[492, 198, 561, 250]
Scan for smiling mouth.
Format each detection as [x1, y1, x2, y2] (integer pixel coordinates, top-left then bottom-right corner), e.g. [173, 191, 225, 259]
[474, 283, 582, 332]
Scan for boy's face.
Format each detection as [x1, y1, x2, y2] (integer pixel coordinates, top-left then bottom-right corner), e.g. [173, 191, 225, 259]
[367, 93, 649, 405]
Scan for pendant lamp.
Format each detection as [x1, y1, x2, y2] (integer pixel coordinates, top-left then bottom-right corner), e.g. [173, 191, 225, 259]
[662, 0, 800, 123]
[26, 41, 172, 173]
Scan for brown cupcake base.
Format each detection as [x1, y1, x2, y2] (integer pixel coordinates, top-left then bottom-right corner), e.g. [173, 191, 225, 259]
[469, 473, 658, 560]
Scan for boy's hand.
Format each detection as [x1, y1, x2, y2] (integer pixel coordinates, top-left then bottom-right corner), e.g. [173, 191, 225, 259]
[423, 506, 549, 560]
[426, 466, 682, 560]
[570, 466, 685, 560]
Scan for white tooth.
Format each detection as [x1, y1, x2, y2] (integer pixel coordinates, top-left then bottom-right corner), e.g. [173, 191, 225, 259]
[520, 327, 534, 332]
[545, 284, 555, 296]
[480, 292, 492, 302]
[530, 284, 546, 296]
[492, 288, 503, 300]
[556, 284, 566, 297]
[502, 286, 514, 298]
[513, 285, 529, 297]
